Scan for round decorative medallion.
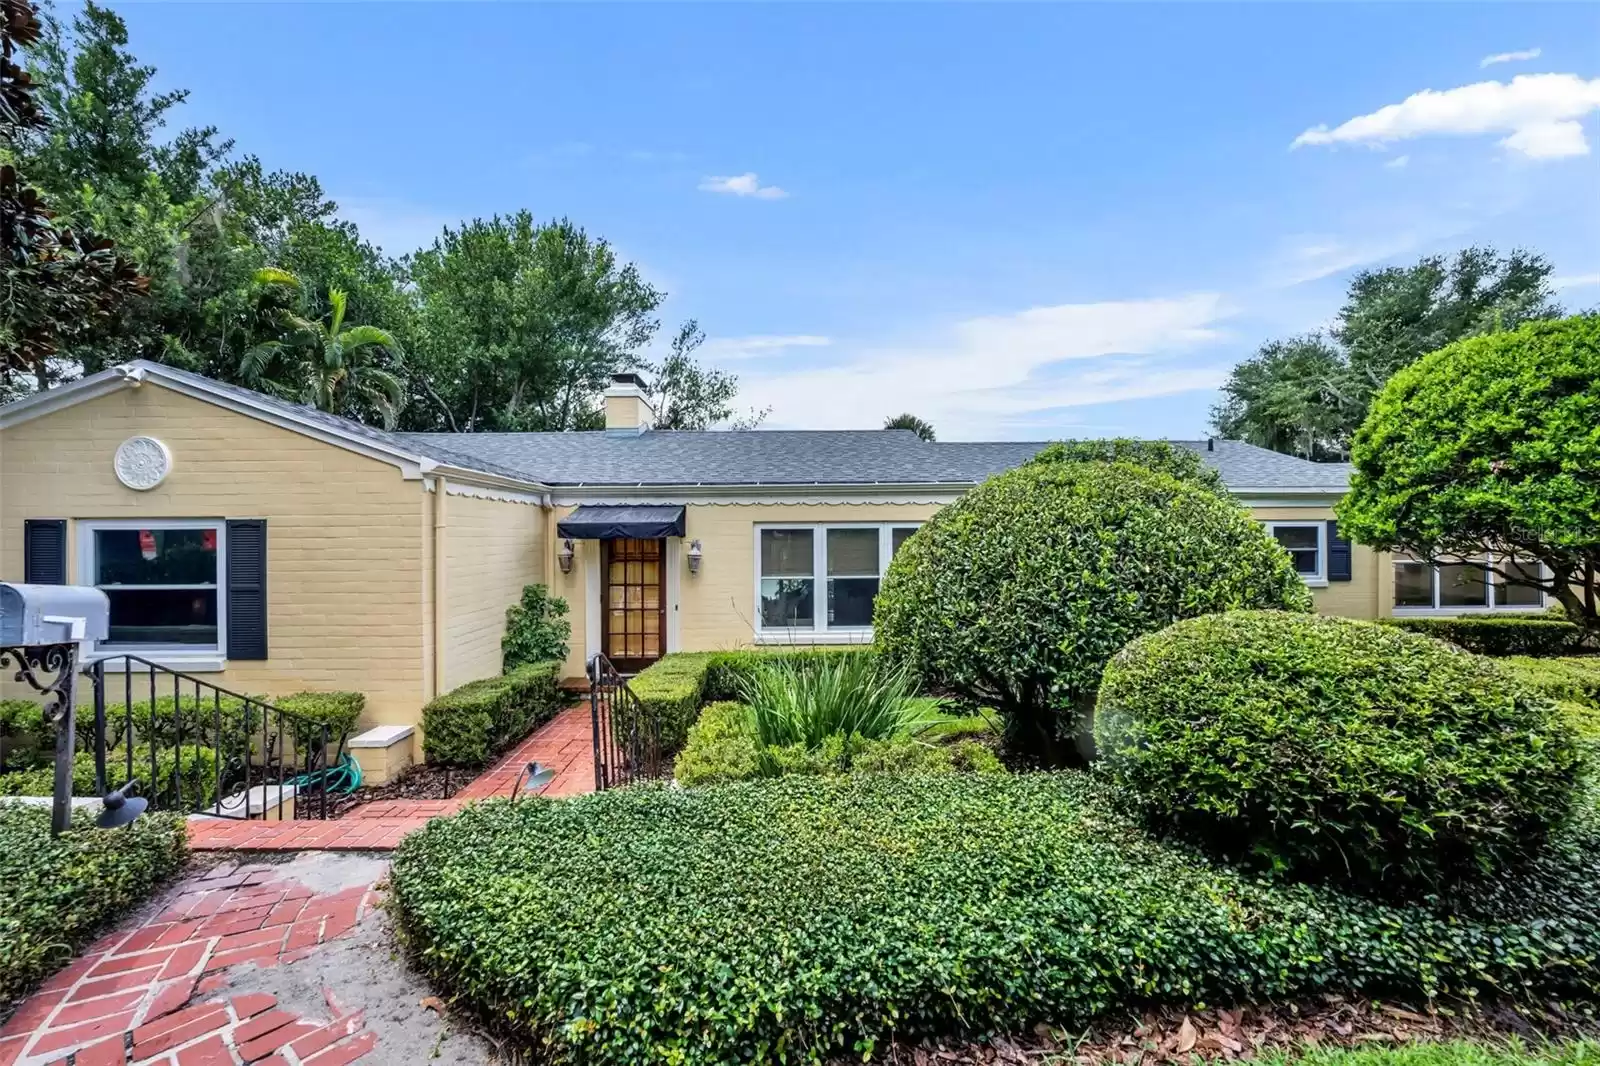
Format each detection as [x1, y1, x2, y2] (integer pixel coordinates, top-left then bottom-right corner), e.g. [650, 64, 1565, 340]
[113, 436, 172, 491]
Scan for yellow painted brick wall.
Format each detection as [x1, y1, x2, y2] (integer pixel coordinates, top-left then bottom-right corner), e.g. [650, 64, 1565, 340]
[1250, 506, 1382, 618]
[0, 383, 431, 728]
[555, 498, 1383, 675]
[440, 490, 547, 691]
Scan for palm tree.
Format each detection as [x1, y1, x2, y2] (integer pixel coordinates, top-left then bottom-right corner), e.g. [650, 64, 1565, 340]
[243, 268, 407, 429]
[884, 413, 936, 441]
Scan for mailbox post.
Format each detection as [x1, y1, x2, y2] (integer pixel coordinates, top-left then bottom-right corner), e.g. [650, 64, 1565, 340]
[0, 583, 110, 835]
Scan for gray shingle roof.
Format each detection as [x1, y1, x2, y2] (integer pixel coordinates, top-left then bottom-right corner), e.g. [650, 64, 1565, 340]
[393, 429, 1352, 492]
[29, 362, 1349, 493]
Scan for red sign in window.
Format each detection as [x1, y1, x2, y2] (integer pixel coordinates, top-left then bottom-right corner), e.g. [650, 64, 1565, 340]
[201, 529, 216, 552]
[139, 529, 157, 561]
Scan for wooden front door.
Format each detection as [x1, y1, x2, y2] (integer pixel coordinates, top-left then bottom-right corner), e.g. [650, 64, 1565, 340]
[603, 538, 665, 673]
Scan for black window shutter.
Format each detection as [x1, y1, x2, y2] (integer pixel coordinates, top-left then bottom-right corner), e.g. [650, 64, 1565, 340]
[226, 519, 268, 660]
[23, 519, 67, 584]
[1327, 520, 1353, 582]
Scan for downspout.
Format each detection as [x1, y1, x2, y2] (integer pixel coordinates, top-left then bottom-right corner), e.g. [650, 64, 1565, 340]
[432, 476, 448, 698]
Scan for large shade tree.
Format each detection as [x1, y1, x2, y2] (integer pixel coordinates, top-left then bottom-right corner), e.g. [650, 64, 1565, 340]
[1213, 247, 1562, 459]
[1, 0, 143, 398]
[1337, 314, 1600, 638]
[404, 213, 663, 432]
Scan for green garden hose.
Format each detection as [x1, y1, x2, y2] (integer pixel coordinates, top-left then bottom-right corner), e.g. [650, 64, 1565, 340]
[290, 752, 363, 794]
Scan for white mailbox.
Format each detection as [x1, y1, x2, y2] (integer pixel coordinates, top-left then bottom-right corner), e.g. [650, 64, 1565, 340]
[0, 583, 110, 645]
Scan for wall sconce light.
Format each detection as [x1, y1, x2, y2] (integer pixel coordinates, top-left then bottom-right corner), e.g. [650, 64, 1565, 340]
[557, 538, 575, 574]
[686, 539, 703, 575]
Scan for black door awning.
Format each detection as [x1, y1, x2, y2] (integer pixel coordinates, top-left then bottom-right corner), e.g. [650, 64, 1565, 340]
[557, 505, 686, 540]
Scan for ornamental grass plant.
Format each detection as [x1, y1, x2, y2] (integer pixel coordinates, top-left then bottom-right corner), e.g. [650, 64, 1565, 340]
[740, 653, 927, 750]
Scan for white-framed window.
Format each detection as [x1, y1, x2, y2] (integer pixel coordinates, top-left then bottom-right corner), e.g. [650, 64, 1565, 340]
[755, 523, 921, 639]
[1265, 522, 1327, 585]
[76, 519, 227, 656]
[1392, 553, 1545, 613]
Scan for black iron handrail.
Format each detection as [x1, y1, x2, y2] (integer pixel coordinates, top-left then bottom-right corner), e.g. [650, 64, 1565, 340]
[588, 653, 663, 791]
[84, 655, 335, 820]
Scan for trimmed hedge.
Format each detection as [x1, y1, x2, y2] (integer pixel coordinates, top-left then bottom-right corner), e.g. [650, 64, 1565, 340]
[422, 662, 564, 767]
[1379, 615, 1584, 657]
[875, 461, 1312, 763]
[1096, 611, 1582, 891]
[0, 745, 222, 809]
[391, 774, 1600, 1066]
[673, 702, 761, 786]
[0, 804, 187, 1004]
[1026, 437, 1228, 495]
[276, 691, 365, 750]
[1504, 656, 1600, 711]
[673, 701, 1001, 786]
[87, 692, 254, 752]
[630, 647, 874, 753]
[0, 699, 49, 768]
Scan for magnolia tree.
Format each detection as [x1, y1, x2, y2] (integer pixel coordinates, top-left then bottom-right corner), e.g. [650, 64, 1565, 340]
[1338, 315, 1600, 639]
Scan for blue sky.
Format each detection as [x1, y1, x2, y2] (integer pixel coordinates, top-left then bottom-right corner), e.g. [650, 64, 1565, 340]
[117, 2, 1600, 440]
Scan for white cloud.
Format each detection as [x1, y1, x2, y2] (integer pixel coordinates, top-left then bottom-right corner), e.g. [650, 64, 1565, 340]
[1384, 154, 1410, 169]
[736, 293, 1232, 437]
[700, 335, 832, 360]
[698, 172, 788, 199]
[1482, 48, 1541, 68]
[1553, 272, 1600, 289]
[1272, 233, 1425, 286]
[1291, 73, 1600, 160]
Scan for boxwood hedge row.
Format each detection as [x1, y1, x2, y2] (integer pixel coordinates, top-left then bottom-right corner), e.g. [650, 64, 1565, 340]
[391, 774, 1600, 1066]
[0, 804, 187, 1004]
[1378, 615, 1584, 657]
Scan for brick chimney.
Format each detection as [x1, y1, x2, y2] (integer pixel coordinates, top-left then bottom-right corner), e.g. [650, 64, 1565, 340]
[603, 372, 655, 434]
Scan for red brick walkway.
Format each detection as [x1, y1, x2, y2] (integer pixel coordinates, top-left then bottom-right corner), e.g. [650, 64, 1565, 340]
[185, 705, 595, 852]
[0, 863, 380, 1066]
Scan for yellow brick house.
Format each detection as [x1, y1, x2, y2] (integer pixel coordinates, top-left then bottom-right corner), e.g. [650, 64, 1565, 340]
[0, 362, 1549, 746]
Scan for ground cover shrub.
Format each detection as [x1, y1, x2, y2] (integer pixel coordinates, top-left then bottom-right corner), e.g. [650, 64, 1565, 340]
[1096, 611, 1582, 892]
[391, 773, 1600, 1066]
[422, 662, 563, 767]
[0, 803, 186, 1004]
[0, 745, 222, 808]
[503, 584, 571, 671]
[742, 654, 923, 749]
[1379, 616, 1584, 657]
[875, 461, 1311, 764]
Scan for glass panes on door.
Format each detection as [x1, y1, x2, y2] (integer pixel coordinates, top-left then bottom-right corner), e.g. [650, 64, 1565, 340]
[92, 527, 219, 646]
[759, 529, 814, 628]
[605, 538, 663, 664]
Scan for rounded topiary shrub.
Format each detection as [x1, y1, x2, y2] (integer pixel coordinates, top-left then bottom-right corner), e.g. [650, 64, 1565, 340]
[873, 461, 1312, 764]
[1095, 610, 1584, 892]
